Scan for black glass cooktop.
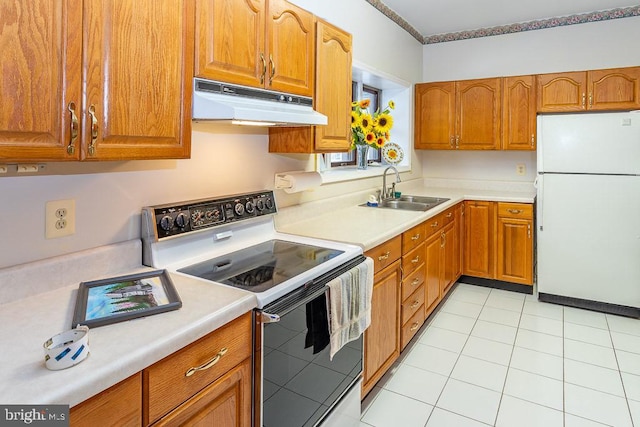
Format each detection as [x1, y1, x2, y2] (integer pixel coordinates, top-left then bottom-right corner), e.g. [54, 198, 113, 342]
[177, 240, 344, 293]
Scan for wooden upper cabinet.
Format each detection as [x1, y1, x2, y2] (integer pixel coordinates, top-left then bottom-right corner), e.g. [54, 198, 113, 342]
[589, 67, 640, 111]
[82, 0, 193, 160]
[414, 78, 500, 150]
[267, 0, 314, 96]
[537, 71, 587, 112]
[537, 67, 640, 112]
[502, 75, 536, 150]
[268, 19, 352, 153]
[456, 78, 501, 150]
[197, 0, 314, 97]
[1, 0, 192, 162]
[414, 82, 456, 150]
[0, 0, 82, 162]
[194, 0, 266, 88]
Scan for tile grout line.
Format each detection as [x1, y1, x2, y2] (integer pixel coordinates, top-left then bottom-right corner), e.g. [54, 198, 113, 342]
[607, 314, 637, 427]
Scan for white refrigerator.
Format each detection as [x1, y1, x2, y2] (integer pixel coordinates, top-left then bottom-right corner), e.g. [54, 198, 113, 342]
[537, 111, 640, 317]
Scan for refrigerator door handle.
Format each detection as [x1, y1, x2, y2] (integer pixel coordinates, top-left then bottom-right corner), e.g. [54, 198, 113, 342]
[537, 174, 544, 231]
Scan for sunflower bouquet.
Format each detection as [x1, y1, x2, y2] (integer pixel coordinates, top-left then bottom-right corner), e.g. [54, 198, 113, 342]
[350, 98, 395, 150]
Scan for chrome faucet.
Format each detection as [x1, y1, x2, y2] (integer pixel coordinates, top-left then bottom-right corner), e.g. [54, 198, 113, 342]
[381, 166, 401, 200]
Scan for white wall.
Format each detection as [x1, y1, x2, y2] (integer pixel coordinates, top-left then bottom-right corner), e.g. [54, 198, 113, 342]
[421, 16, 640, 181]
[0, 1, 423, 269]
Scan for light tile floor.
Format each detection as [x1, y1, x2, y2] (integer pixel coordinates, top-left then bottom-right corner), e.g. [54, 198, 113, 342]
[360, 282, 640, 427]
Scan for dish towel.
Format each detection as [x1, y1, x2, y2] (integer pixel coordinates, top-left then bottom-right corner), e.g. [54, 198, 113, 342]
[326, 257, 374, 360]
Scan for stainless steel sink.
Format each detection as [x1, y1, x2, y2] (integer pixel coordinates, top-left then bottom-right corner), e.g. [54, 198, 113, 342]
[362, 195, 450, 212]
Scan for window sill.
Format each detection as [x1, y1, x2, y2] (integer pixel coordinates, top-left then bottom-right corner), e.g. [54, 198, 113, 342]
[319, 162, 411, 184]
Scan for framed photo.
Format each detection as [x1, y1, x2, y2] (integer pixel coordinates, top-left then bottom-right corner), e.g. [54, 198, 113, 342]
[72, 269, 182, 328]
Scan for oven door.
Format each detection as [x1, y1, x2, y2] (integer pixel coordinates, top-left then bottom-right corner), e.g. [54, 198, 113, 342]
[256, 259, 365, 427]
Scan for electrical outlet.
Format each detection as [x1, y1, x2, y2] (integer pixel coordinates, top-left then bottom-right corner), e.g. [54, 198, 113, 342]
[516, 163, 526, 176]
[46, 199, 76, 239]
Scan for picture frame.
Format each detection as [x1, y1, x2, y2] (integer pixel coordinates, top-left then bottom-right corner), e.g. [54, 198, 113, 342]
[71, 269, 182, 328]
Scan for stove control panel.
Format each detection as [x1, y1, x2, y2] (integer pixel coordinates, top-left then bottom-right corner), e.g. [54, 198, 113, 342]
[143, 191, 277, 240]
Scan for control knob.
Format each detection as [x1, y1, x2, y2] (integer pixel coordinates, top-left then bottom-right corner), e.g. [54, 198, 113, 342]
[265, 197, 274, 210]
[175, 212, 189, 228]
[256, 199, 265, 211]
[234, 202, 245, 216]
[159, 215, 174, 231]
[245, 201, 255, 214]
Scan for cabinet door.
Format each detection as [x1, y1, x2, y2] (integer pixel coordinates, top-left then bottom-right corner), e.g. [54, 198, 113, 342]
[496, 216, 533, 285]
[456, 78, 501, 150]
[0, 0, 82, 161]
[153, 358, 252, 427]
[537, 71, 587, 112]
[82, 0, 193, 160]
[70, 373, 141, 427]
[455, 203, 464, 281]
[589, 67, 640, 111]
[363, 261, 400, 397]
[502, 75, 536, 150]
[424, 232, 442, 317]
[442, 222, 457, 296]
[266, 0, 314, 96]
[313, 20, 352, 152]
[194, 0, 266, 88]
[414, 82, 456, 150]
[464, 201, 494, 279]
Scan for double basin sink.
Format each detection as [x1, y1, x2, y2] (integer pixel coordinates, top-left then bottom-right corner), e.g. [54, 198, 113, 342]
[363, 195, 450, 212]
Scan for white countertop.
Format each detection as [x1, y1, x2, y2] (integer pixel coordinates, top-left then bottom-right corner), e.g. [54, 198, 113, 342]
[277, 180, 535, 251]
[0, 242, 256, 407]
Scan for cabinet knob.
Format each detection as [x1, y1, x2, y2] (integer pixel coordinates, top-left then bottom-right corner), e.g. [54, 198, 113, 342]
[410, 322, 420, 331]
[410, 300, 420, 309]
[411, 255, 420, 264]
[411, 233, 421, 241]
[411, 278, 420, 286]
[431, 221, 439, 228]
[446, 213, 452, 218]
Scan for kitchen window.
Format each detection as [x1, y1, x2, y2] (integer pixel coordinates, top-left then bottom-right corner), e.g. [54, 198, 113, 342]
[330, 83, 382, 167]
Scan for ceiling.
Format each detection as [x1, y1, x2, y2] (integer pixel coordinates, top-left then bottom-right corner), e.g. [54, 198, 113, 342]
[372, 0, 640, 43]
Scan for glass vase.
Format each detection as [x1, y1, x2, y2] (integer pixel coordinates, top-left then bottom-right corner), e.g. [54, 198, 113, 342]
[356, 145, 369, 170]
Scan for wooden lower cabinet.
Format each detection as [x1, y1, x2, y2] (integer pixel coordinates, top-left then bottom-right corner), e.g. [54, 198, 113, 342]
[152, 358, 252, 427]
[424, 231, 443, 317]
[70, 373, 142, 427]
[496, 202, 534, 285]
[464, 201, 495, 279]
[363, 259, 401, 397]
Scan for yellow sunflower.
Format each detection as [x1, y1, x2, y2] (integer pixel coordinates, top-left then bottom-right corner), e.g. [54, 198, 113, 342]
[365, 132, 376, 144]
[375, 136, 386, 148]
[360, 113, 373, 132]
[388, 100, 395, 110]
[358, 99, 371, 109]
[351, 111, 360, 128]
[374, 113, 393, 134]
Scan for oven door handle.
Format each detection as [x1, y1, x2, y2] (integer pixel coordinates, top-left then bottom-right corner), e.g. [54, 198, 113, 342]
[260, 312, 281, 323]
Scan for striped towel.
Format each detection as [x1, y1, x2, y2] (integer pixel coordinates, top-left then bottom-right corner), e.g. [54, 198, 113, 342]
[326, 257, 374, 360]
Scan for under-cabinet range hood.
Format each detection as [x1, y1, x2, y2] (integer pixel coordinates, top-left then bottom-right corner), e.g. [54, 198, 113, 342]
[192, 78, 328, 126]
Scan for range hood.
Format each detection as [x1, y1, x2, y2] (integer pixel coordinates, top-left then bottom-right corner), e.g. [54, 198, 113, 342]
[192, 78, 327, 126]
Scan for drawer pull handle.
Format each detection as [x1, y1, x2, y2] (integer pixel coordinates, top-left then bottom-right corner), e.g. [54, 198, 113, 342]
[411, 233, 421, 241]
[378, 251, 390, 261]
[431, 221, 439, 228]
[411, 256, 420, 264]
[507, 209, 523, 214]
[410, 322, 420, 331]
[185, 347, 228, 377]
[446, 213, 452, 218]
[411, 278, 420, 286]
[410, 300, 420, 309]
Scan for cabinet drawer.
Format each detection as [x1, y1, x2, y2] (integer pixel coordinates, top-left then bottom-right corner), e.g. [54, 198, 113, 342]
[402, 223, 426, 253]
[143, 312, 252, 425]
[402, 243, 425, 277]
[401, 285, 425, 325]
[424, 214, 443, 238]
[402, 265, 425, 301]
[497, 202, 533, 219]
[401, 305, 425, 349]
[367, 235, 402, 273]
[442, 206, 456, 225]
